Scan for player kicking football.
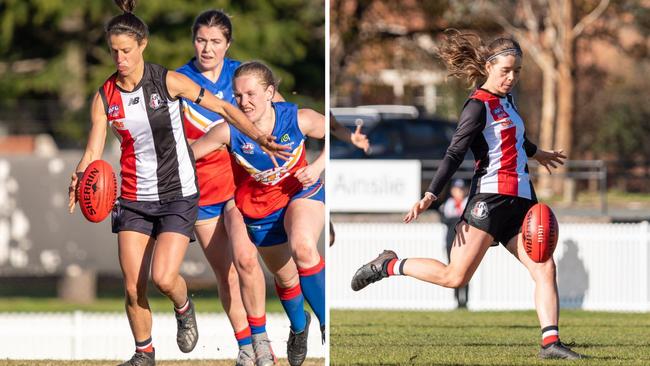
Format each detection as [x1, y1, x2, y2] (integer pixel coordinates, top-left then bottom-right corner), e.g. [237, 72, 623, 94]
[351, 29, 583, 360]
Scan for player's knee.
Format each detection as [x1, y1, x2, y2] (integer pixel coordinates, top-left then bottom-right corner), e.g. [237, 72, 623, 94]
[151, 272, 176, 295]
[291, 239, 319, 268]
[532, 259, 556, 281]
[443, 271, 470, 289]
[124, 283, 146, 306]
[234, 250, 259, 277]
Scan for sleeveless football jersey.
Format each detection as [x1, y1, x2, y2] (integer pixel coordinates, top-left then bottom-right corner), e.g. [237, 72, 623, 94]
[99, 63, 197, 202]
[426, 88, 537, 200]
[177, 58, 240, 206]
[229, 102, 308, 219]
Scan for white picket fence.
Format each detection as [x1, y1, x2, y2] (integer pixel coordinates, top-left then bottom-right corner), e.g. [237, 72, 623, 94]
[331, 222, 650, 312]
[0, 312, 325, 360]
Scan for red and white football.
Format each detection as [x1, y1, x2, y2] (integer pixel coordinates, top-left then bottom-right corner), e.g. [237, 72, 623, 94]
[522, 203, 558, 263]
[76, 160, 117, 223]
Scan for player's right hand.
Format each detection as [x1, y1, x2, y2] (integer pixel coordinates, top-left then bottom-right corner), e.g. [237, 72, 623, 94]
[403, 193, 436, 223]
[256, 134, 293, 167]
[68, 172, 81, 214]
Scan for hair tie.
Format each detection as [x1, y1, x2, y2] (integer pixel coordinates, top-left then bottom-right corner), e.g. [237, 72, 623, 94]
[486, 48, 521, 63]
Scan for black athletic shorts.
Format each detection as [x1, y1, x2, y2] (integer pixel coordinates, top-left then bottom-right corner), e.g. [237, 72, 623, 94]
[461, 193, 536, 246]
[111, 193, 199, 242]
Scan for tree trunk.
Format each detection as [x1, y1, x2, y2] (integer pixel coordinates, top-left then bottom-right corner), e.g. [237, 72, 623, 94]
[553, 0, 575, 198]
[536, 61, 557, 199]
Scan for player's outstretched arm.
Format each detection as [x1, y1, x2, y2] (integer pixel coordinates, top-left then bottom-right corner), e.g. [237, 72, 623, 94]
[166, 71, 292, 166]
[69, 92, 107, 214]
[330, 113, 370, 153]
[403, 193, 436, 223]
[294, 108, 325, 187]
[533, 149, 567, 174]
[191, 122, 230, 160]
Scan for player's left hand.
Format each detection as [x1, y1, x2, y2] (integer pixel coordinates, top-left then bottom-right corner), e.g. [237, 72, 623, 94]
[294, 165, 320, 188]
[256, 134, 293, 167]
[533, 149, 567, 174]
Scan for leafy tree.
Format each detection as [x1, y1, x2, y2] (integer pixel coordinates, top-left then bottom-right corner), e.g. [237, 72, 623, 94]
[0, 0, 324, 147]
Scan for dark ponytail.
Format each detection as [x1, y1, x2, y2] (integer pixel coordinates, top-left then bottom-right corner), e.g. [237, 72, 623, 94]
[438, 29, 522, 87]
[106, 0, 148, 44]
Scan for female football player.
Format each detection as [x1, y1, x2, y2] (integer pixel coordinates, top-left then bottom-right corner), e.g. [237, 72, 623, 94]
[67, 2, 288, 365]
[192, 61, 325, 366]
[177, 10, 284, 366]
[351, 29, 582, 360]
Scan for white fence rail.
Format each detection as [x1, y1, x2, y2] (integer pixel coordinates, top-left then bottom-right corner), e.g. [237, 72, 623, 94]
[0, 312, 324, 360]
[331, 222, 650, 312]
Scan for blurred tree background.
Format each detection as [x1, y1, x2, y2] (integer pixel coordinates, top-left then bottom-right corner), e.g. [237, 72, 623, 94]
[0, 0, 325, 147]
[331, 0, 650, 194]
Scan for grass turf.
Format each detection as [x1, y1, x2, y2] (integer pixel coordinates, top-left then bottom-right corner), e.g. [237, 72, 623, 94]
[0, 360, 324, 366]
[0, 297, 284, 313]
[331, 309, 650, 365]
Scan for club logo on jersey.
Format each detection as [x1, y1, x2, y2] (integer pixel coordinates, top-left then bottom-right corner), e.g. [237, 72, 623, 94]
[253, 166, 289, 185]
[242, 143, 255, 154]
[492, 106, 509, 119]
[280, 133, 291, 143]
[149, 93, 165, 110]
[216, 91, 224, 99]
[111, 120, 126, 130]
[108, 104, 120, 118]
[471, 201, 489, 220]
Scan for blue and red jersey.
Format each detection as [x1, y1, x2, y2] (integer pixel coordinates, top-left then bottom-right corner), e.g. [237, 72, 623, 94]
[177, 57, 241, 206]
[229, 102, 309, 219]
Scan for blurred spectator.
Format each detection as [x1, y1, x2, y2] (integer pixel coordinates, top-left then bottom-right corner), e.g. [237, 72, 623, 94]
[440, 179, 469, 308]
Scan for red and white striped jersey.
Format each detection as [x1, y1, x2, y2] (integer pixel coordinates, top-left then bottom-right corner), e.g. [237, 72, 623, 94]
[426, 88, 537, 200]
[99, 63, 198, 202]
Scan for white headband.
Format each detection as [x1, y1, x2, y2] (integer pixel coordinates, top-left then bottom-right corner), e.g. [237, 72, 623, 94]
[486, 48, 521, 63]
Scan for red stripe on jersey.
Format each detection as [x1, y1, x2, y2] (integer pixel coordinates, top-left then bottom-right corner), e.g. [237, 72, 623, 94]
[498, 126, 518, 196]
[102, 77, 136, 200]
[195, 149, 236, 205]
[102, 75, 125, 120]
[182, 111, 235, 205]
[116, 128, 137, 200]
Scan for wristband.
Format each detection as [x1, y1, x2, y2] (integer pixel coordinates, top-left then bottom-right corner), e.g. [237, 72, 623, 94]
[194, 87, 205, 104]
[424, 192, 437, 201]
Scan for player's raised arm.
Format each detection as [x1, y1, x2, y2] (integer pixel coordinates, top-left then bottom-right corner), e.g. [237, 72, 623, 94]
[166, 70, 291, 165]
[330, 113, 370, 153]
[68, 92, 108, 213]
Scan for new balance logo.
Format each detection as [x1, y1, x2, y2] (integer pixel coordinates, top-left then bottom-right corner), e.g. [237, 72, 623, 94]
[128, 97, 140, 106]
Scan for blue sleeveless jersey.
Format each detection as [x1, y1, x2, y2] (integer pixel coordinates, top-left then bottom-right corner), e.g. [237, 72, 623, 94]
[176, 57, 241, 206]
[229, 102, 309, 218]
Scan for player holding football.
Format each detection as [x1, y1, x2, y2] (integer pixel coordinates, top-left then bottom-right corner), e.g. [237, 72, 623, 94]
[176, 10, 284, 366]
[192, 61, 325, 366]
[351, 29, 582, 360]
[67, 2, 288, 365]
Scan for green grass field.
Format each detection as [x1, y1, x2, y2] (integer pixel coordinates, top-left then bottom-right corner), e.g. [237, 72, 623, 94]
[331, 309, 650, 365]
[0, 360, 324, 366]
[0, 297, 284, 313]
